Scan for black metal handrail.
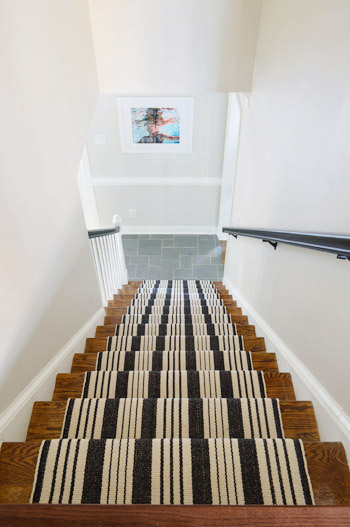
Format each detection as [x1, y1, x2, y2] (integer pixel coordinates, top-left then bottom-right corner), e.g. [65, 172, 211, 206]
[222, 227, 350, 261]
[88, 226, 120, 239]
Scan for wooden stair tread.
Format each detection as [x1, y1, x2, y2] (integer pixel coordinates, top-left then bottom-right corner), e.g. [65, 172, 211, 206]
[112, 293, 234, 300]
[104, 312, 250, 326]
[0, 441, 348, 505]
[106, 303, 241, 314]
[85, 336, 266, 353]
[0, 505, 349, 527]
[52, 372, 295, 401]
[114, 295, 231, 302]
[71, 351, 278, 373]
[104, 315, 250, 326]
[26, 400, 319, 442]
[96, 324, 256, 338]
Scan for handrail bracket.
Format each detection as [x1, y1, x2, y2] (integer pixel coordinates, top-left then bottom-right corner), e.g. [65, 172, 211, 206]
[263, 239, 278, 250]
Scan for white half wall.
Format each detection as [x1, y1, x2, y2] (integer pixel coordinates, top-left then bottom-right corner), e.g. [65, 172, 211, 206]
[224, 0, 350, 455]
[88, 0, 262, 93]
[94, 185, 221, 233]
[0, 1, 102, 423]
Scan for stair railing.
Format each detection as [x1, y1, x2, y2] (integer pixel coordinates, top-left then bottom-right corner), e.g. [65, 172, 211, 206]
[88, 225, 128, 305]
[223, 227, 350, 261]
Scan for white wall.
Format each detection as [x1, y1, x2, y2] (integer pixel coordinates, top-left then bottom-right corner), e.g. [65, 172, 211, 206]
[88, 0, 262, 94]
[94, 185, 221, 232]
[87, 94, 227, 231]
[0, 0, 101, 439]
[224, 0, 350, 452]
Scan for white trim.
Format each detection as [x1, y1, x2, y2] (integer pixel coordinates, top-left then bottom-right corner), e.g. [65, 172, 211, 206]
[122, 226, 218, 235]
[77, 147, 100, 229]
[0, 307, 105, 443]
[92, 177, 222, 187]
[217, 93, 242, 240]
[223, 276, 350, 449]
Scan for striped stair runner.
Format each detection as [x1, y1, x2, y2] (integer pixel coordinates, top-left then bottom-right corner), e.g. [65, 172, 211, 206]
[61, 398, 284, 439]
[121, 314, 233, 324]
[105, 335, 245, 351]
[95, 350, 253, 371]
[30, 280, 314, 505]
[127, 305, 228, 315]
[115, 323, 239, 336]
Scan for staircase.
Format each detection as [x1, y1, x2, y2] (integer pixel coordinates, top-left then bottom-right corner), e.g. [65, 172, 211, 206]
[0, 280, 349, 523]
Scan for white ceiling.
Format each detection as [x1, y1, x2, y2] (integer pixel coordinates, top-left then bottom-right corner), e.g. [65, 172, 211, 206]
[88, 0, 262, 94]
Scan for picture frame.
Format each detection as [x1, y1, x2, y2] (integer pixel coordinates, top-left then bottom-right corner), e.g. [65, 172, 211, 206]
[117, 96, 193, 153]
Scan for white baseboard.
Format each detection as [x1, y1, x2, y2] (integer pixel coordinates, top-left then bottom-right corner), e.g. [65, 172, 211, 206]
[122, 226, 218, 235]
[223, 276, 350, 456]
[0, 307, 105, 444]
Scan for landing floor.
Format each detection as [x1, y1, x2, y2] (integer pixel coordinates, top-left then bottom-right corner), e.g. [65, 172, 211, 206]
[122, 234, 224, 280]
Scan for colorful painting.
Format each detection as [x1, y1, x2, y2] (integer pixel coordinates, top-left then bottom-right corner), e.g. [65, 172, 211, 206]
[131, 107, 180, 144]
[117, 97, 193, 153]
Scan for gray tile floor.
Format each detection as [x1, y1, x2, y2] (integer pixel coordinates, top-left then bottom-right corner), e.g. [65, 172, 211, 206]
[123, 235, 224, 280]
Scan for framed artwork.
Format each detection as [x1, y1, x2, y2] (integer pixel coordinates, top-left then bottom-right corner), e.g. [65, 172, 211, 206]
[117, 97, 193, 153]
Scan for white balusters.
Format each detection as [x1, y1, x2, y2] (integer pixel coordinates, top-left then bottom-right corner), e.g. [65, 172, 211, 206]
[89, 227, 128, 306]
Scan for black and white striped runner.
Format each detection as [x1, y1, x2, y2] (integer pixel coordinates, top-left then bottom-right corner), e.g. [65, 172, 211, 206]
[121, 314, 233, 325]
[135, 291, 221, 298]
[115, 323, 238, 337]
[127, 305, 227, 315]
[30, 279, 315, 505]
[31, 438, 314, 505]
[138, 287, 217, 295]
[106, 335, 245, 352]
[82, 370, 266, 399]
[140, 280, 216, 288]
[61, 397, 284, 439]
[95, 350, 252, 372]
[131, 299, 224, 308]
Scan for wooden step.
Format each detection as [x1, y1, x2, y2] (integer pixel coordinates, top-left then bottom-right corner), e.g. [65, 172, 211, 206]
[104, 307, 250, 326]
[0, 505, 349, 527]
[26, 400, 319, 442]
[107, 299, 238, 309]
[70, 351, 278, 373]
[96, 323, 256, 338]
[114, 291, 233, 300]
[122, 281, 223, 289]
[85, 335, 266, 353]
[114, 282, 230, 297]
[52, 372, 296, 402]
[104, 313, 250, 326]
[0, 441, 349, 505]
